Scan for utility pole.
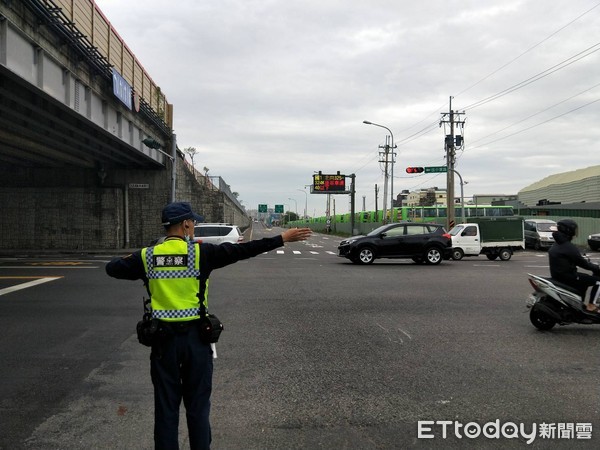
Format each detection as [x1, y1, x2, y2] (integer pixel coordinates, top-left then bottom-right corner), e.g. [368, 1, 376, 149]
[440, 96, 465, 230]
[363, 120, 395, 225]
[333, 198, 336, 233]
[390, 137, 396, 215]
[326, 193, 331, 233]
[447, 100, 455, 231]
[379, 137, 390, 224]
[374, 184, 379, 222]
[350, 174, 357, 235]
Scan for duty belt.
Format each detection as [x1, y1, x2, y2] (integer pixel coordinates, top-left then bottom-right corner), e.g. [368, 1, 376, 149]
[159, 319, 201, 333]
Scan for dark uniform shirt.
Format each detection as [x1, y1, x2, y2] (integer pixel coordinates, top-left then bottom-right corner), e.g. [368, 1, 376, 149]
[548, 230, 599, 282]
[106, 235, 284, 285]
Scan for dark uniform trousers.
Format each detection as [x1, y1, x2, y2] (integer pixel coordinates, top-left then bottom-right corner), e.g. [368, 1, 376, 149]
[151, 322, 213, 450]
[554, 272, 600, 304]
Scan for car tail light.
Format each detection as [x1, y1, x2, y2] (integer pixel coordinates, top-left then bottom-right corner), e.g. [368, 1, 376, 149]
[237, 236, 244, 243]
[442, 233, 451, 240]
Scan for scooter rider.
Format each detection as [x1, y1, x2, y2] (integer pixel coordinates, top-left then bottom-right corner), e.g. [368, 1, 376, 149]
[548, 218, 600, 313]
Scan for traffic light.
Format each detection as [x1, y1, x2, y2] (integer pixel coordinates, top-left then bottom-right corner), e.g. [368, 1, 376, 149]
[406, 167, 424, 173]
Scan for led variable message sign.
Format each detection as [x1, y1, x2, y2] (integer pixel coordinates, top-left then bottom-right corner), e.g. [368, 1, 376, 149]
[312, 173, 347, 193]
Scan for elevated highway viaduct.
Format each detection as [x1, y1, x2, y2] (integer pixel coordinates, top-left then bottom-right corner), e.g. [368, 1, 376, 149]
[0, 0, 248, 251]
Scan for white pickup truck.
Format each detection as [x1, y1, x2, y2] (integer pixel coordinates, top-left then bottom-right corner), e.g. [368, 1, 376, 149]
[449, 217, 525, 261]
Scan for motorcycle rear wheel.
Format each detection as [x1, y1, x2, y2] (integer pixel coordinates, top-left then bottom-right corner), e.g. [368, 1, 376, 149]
[530, 307, 556, 330]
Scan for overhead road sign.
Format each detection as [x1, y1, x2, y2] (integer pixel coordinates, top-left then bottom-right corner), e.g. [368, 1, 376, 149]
[312, 172, 349, 194]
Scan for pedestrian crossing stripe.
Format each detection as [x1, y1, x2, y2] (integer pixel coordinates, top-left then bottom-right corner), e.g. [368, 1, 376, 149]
[262, 250, 336, 256]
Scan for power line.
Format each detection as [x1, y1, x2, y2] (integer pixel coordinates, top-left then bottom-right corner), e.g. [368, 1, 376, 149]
[395, 119, 440, 147]
[455, 1, 600, 98]
[460, 41, 600, 111]
[469, 80, 600, 146]
[470, 96, 600, 149]
[357, 3, 600, 179]
[354, 115, 440, 174]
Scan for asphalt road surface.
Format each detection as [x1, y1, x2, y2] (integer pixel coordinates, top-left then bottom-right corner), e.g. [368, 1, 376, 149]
[1, 226, 599, 449]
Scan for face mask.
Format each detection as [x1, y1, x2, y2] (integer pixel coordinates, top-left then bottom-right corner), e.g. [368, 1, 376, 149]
[183, 220, 192, 242]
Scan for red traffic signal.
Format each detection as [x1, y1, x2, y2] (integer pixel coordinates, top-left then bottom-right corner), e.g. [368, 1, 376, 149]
[406, 167, 424, 173]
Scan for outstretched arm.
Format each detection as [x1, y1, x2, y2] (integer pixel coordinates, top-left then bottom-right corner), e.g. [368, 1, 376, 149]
[281, 227, 312, 243]
[203, 228, 312, 272]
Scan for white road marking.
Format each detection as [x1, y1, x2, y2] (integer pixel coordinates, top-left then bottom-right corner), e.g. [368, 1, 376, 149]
[260, 250, 341, 257]
[0, 277, 62, 296]
[398, 327, 412, 340]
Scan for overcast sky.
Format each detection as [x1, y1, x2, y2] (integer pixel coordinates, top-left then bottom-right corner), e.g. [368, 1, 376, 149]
[95, 0, 600, 217]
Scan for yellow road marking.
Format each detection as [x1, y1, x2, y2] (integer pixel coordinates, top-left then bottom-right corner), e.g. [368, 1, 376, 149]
[27, 262, 91, 266]
[0, 276, 60, 279]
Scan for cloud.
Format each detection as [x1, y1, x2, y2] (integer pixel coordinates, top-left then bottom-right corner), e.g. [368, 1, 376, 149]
[95, 0, 600, 216]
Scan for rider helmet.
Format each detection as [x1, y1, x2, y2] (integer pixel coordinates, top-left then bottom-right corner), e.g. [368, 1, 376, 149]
[556, 219, 578, 238]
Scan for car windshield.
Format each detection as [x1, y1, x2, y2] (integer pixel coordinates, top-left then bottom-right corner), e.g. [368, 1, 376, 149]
[449, 225, 464, 236]
[537, 223, 556, 232]
[366, 225, 392, 237]
[195, 226, 231, 237]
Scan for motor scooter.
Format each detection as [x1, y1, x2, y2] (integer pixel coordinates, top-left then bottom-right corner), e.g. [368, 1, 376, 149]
[526, 273, 600, 330]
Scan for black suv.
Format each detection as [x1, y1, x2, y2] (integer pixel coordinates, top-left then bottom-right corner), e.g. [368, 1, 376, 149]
[337, 223, 452, 265]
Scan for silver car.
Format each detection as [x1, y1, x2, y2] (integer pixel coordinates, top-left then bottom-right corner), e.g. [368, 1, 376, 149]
[524, 219, 557, 250]
[193, 223, 244, 244]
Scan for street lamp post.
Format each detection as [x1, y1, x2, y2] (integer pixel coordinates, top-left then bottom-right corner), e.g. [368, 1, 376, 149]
[284, 203, 290, 226]
[451, 169, 466, 222]
[297, 188, 308, 219]
[143, 135, 177, 202]
[288, 198, 298, 219]
[363, 121, 395, 223]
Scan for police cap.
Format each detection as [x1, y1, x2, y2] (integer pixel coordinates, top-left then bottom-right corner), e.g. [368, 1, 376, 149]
[161, 202, 204, 226]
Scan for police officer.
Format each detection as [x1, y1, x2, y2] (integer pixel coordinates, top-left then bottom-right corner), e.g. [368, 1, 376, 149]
[106, 202, 311, 449]
[549, 218, 600, 313]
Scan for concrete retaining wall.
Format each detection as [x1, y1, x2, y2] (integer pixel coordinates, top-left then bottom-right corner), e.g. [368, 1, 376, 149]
[0, 158, 249, 250]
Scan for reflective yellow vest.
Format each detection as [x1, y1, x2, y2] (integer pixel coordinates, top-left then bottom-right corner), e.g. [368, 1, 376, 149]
[141, 239, 208, 322]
